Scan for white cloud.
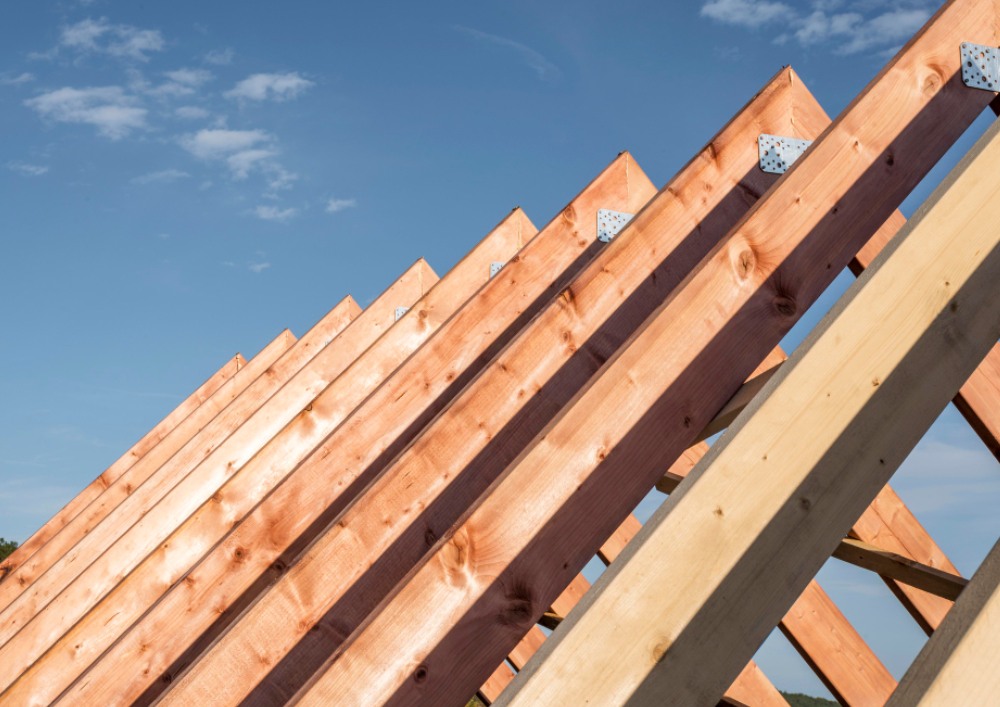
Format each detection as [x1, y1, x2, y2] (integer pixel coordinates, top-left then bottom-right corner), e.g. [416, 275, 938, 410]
[164, 68, 213, 87]
[254, 205, 297, 221]
[131, 168, 190, 185]
[0, 72, 35, 86]
[227, 148, 278, 179]
[700, 1, 934, 54]
[265, 167, 298, 194]
[701, 0, 792, 28]
[248, 261, 271, 273]
[454, 26, 561, 81]
[180, 128, 271, 159]
[59, 17, 165, 62]
[6, 161, 49, 176]
[174, 105, 211, 120]
[204, 48, 235, 65]
[224, 72, 314, 102]
[24, 86, 146, 139]
[325, 197, 357, 213]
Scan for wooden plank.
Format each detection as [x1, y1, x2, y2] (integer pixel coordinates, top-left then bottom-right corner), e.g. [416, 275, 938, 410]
[780, 581, 896, 705]
[30, 207, 537, 707]
[295, 4, 1000, 702]
[952, 345, 1000, 459]
[0, 323, 308, 610]
[887, 537, 1000, 705]
[0, 332, 295, 597]
[155, 67, 813, 707]
[0, 262, 434, 690]
[853, 486, 961, 633]
[478, 663, 516, 704]
[832, 538, 968, 601]
[658, 335, 965, 632]
[653, 407, 896, 704]
[0, 350, 246, 582]
[82, 155, 650, 707]
[499, 90, 1000, 707]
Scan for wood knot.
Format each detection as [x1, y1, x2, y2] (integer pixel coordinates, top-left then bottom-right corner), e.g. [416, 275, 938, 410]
[773, 295, 797, 317]
[561, 204, 577, 224]
[413, 664, 429, 684]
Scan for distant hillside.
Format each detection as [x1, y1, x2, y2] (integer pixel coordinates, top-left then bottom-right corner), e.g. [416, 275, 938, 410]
[782, 691, 838, 707]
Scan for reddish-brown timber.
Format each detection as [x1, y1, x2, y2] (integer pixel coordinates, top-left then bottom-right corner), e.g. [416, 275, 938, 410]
[0, 334, 297, 596]
[296, 1, 1000, 700]
[22, 207, 540, 706]
[157, 67, 826, 707]
[107, 151, 661, 707]
[0, 262, 435, 693]
[0, 320, 317, 611]
[0, 350, 246, 581]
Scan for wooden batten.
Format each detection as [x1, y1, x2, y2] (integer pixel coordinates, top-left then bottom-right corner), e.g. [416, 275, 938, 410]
[501, 94, 1000, 706]
[0, 349, 247, 579]
[0, 329, 299, 605]
[832, 538, 968, 602]
[0, 261, 435, 696]
[291, 2, 1000, 702]
[36, 208, 533, 706]
[155, 67, 815, 707]
[146, 152, 655, 707]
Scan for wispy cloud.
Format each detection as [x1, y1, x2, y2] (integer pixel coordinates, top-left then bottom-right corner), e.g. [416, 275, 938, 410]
[174, 105, 210, 120]
[56, 17, 166, 62]
[179, 128, 279, 177]
[254, 205, 297, 221]
[325, 197, 357, 213]
[204, 47, 235, 66]
[131, 168, 190, 185]
[0, 72, 35, 86]
[700, 0, 934, 55]
[6, 161, 49, 176]
[248, 261, 271, 273]
[224, 72, 314, 102]
[701, 0, 791, 28]
[454, 26, 561, 81]
[24, 86, 146, 139]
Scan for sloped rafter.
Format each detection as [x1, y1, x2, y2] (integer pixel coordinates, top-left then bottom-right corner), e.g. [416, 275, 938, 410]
[503, 100, 1000, 707]
[291, 0, 1000, 702]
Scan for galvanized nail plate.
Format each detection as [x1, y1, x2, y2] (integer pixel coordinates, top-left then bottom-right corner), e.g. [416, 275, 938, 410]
[758, 134, 813, 174]
[597, 209, 634, 244]
[490, 261, 505, 278]
[961, 42, 1000, 91]
[394, 306, 410, 321]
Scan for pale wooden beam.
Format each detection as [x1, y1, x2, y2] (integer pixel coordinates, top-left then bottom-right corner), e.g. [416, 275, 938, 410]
[42, 206, 537, 706]
[159, 67, 817, 707]
[500, 85, 1000, 707]
[294, 3, 1000, 702]
[0, 259, 437, 695]
[833, 538, 968, 602]
[887, 537, 1000, 705]
[0, 349, 247, 581]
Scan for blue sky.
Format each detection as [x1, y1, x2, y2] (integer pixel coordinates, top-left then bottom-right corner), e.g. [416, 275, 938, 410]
[1, 0, 997, 699]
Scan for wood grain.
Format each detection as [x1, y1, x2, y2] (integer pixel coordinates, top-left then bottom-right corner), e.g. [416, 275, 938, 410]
[44, 208, 534, 707]
[500, 92, 1000, 706]
[0, 261, 434, 696]
[148, 153, 654, 707]
[296, 3, 1000, 702]
[0, 351, 247, 582]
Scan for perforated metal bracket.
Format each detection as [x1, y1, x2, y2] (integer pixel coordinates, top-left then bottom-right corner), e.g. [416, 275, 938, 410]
[758, 134, 813, 174]
[961, 42, 1000, 91]
[490, 261, 505, 278]
[597, 209, 634, 243]
[394, 306, 409, 321]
